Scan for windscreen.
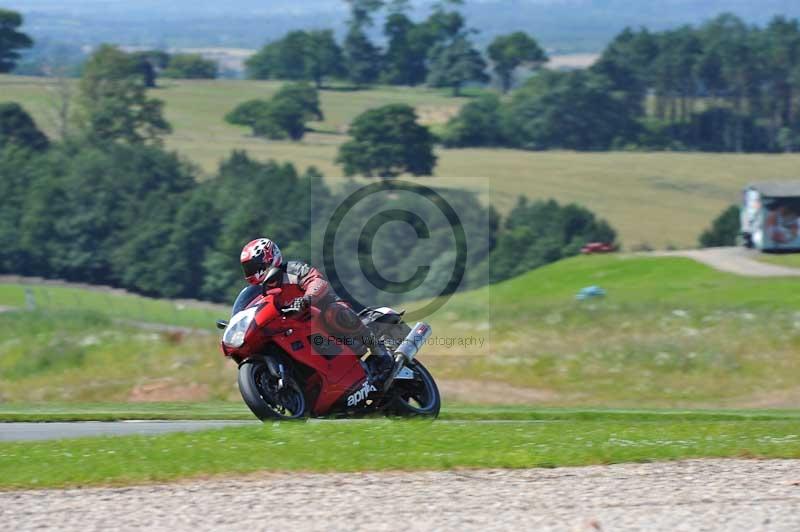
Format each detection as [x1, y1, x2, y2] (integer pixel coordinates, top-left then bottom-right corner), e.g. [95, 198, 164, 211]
[231, 284, 262, 316]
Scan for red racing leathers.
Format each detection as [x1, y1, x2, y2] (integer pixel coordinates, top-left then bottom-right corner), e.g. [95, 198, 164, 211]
[277, 261, 371, 351]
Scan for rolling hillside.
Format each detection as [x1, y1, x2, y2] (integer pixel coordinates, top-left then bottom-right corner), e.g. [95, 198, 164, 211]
[4, 75, 800, 249]
[2, 254, 800, 407]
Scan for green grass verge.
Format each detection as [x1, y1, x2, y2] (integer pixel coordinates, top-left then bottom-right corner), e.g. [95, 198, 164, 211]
[3, 255, 800, 406]
[486, 254, 800, 309]
[2, 403, 799, 422]
[1, 415, 799, 489]
[0, 283, 224, 330]
[756, 253, 800, 268]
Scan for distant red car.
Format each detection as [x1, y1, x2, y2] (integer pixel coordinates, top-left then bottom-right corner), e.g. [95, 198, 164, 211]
[581, 242, 616, 254]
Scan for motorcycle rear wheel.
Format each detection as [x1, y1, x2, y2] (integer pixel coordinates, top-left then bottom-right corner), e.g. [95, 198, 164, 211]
[238, 359, 306, 421]
[389, 360, 441, 418]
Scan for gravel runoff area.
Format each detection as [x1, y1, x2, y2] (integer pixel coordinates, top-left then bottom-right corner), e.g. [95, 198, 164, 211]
[2, 459, 799, 531]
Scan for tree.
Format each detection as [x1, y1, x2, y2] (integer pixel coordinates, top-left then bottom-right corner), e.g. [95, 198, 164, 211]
[345, 0, 385, 27]
[382, 12, 418, 85]
[17, 142, 195, 286]
[305, 30, 345, 87]
[441, 93, 505, 147]
[651, 27, 703, 124]
[344, 27, 382, 86]
[699, 205, 740, 247]
[0, 146, 45, 272]
[427, 34, 488, 96]
[199, 151, 324, 300]
[227, 99, 307, 140]
[273, 82, 323, 121]
[246, 30, 343, 87]
[246, 31, 310, 80]
[762, 17, 800, 132]
[225, 99, 271, 128]
[253, 100, 307, 140]
[78, 45, 171, 145]
[592, 28, 659, 116]
[487, 32, 547, 93]
[131, 50, 170, 88]
[0, 9, 33, 73]
[343, 0, 384, 86]
[337, 104, 436, 177]
[162, 53, 217, 79]
[488, 197, 616, 283]
[503, 70, 640, 150]
[225, 83, 320, 140]
[0, 102, 49, 152]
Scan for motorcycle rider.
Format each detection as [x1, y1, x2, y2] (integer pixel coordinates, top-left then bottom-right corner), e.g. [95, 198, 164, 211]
[237, 238, 395, 383]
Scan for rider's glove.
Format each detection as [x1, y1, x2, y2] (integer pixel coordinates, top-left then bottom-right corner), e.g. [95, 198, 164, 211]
[283, 296, 311, 315]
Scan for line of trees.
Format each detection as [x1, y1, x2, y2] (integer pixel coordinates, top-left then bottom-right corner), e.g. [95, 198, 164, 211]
[443, 14, 800, 153]
[2, 8, 217, 83]
[594, 14, 800, 152]
[245, 0, 547, 95]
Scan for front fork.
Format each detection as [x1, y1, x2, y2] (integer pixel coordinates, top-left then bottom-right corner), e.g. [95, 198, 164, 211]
[259, 356, 287, 391]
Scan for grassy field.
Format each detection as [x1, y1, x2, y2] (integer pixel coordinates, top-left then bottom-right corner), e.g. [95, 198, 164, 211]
[757, 253, 800, 268]
[3, 75, 800, 248]
[1, 412, 799, 489]
[0, 282, 223, 329]
[4, 402, 798, 422]
[427, 254, 800, 407]
[2, 254, 800, 406]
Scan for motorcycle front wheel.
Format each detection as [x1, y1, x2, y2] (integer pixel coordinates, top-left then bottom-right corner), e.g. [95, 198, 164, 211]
[238, 359, 306, 421]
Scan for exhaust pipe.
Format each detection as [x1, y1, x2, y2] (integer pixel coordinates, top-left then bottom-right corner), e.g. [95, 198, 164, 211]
[395, 322, 433, 363]
[382, 322, 432, 391]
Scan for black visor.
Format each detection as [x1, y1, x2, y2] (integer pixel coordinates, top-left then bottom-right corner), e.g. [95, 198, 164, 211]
[242, 258, 264, 277]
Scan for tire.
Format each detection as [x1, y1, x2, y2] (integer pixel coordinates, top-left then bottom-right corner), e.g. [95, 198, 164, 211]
[389, 360, 441, 418]
[238, 359, 306, 421]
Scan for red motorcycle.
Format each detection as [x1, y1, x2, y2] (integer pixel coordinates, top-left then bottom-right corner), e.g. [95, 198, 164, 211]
[216, 268, 441, 420]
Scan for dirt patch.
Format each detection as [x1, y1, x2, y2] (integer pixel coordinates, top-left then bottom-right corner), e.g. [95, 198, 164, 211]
[416, 105, 461, 126]
[438, 379, 561, 404]
[734, 386, 800, 409]
[128, 379, 210, 402]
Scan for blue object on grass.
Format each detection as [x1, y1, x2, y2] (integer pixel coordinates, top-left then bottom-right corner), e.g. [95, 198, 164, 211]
[576, 285, 606, 300]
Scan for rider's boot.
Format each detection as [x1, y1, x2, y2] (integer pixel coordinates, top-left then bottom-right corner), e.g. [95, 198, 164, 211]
[360, 333, 394, 385]
[353, 327, 394, 386]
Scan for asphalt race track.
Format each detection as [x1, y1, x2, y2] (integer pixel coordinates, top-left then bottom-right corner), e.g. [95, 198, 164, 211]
[0, 421, 258, 441]
[0, 419, 564, 442]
